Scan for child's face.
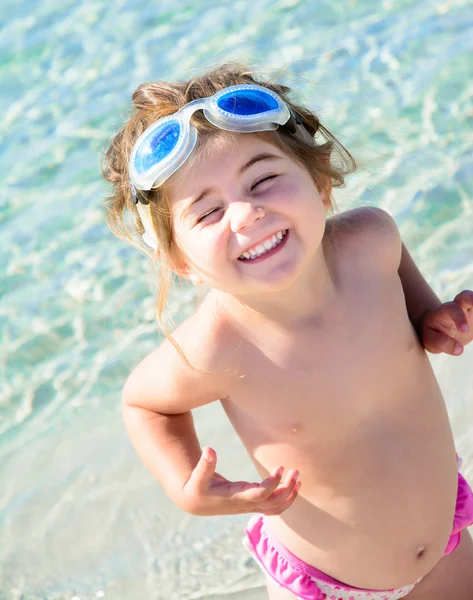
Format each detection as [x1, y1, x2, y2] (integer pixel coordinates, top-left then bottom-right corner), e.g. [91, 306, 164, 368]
[166, 134, 331, 296]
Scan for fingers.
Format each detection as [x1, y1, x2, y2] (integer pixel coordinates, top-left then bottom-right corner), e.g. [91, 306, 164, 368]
[436, 301, 468, 335]
[237, 466, 285, 503]
[259, 480, 302, 516]
[183, 462, 301, 516]
[423, 327, 463, 356]
[422, 301, 469, 355]
[188, 446, 217, 491]
[249, 469, 301, 515]
[228, 467, 300, 510]
[449, 300, 470, 334]
[454, 290, 473, 330]
[259, 468, 300, 506]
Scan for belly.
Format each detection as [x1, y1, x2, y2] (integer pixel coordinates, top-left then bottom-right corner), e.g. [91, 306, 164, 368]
[223, 360, 458, 589]
[265, 432, 458, 589]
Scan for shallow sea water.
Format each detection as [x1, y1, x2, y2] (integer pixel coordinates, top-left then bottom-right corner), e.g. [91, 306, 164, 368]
[1, 0, 473, 598]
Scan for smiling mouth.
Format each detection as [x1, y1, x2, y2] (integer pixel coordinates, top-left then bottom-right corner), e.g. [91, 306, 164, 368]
[238, 229, 289, 261]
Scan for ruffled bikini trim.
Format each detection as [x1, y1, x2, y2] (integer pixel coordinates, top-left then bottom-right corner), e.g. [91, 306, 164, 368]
[244, 514, 326, 599]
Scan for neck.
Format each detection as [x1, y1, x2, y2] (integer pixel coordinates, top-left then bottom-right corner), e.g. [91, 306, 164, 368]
[217, 241, 338, 330]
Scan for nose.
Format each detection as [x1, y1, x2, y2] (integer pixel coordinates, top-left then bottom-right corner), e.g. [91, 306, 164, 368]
[228, 201, 265, 233]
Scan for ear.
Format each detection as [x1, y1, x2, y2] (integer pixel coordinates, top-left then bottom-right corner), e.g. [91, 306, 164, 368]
[168, 251, 203, 285]
[176, 266, 202, 285]
[317, 155, 333, 210]
[317, 175, 333, 211]
[188, 273, 203, 285]
[322, 182, 333, 211]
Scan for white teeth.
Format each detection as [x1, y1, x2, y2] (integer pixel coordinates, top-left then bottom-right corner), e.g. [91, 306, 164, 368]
[239, 230, 287, 260]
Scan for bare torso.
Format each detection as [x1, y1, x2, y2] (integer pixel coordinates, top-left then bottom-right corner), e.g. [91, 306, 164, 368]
[209, 214, 458, 589]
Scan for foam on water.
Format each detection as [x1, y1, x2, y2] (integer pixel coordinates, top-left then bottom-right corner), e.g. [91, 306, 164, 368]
[1, 0, 472, 598]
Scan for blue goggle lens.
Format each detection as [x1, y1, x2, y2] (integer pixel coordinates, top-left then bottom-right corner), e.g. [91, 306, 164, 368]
[135, 120, 181, 174]
[216, 89, 278, 116]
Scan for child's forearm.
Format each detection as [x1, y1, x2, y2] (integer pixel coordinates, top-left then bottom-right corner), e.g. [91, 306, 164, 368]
[123, 405, 202, 509]
[398, 243, 442, 336]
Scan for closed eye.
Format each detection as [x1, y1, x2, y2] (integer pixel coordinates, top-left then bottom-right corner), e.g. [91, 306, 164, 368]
[196, 207, 222, 223]
[251, 174, 279, 191]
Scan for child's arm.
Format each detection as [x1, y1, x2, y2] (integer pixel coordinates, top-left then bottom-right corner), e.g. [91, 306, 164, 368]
[122, 335, 301, 516]
[397, 242, 442, 334]
[396, 229, 473, 354]
[417, 289, 473, 355]
[363, 206, 473, 355]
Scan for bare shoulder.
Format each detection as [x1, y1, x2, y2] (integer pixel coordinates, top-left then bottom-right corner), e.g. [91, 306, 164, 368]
[122, 293, 232, 415]
[329, 205, 400, 238]
[326, 206, 403, 271]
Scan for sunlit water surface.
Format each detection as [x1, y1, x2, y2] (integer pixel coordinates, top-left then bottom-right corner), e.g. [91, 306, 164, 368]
[1, 0, 473, 598]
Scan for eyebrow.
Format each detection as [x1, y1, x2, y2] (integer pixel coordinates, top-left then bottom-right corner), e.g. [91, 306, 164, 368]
[182, 152, 281, 219]
[238, 152, 281, 176]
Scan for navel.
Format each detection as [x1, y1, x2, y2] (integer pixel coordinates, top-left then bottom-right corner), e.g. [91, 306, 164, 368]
[416, 544, 426, 559]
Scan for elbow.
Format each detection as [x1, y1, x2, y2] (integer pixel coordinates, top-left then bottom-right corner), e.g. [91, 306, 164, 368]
[121, 372, 144, 411]
[120, 379, 147, 427]
[121, 372, 134, 408]
[174, 477, 208, 516]
[177, 499, 198, 515]
[121, 387, 133, 412]
[176, 496, 207, 516]
[121, 387, 136, 423]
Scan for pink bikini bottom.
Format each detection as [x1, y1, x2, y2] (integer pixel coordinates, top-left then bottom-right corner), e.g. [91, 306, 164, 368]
[244, 463, 473, 600]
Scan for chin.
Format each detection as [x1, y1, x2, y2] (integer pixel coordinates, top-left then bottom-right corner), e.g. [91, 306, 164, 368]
[249, 266, 303, 295]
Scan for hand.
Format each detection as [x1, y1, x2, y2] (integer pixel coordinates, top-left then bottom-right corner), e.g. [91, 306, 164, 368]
[420, 290, 473, 355]
[181, 447, 301, 516]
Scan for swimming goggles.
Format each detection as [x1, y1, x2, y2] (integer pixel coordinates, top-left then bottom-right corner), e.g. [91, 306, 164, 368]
[128, 84, 306, 196]
[129, 84, 308, 249]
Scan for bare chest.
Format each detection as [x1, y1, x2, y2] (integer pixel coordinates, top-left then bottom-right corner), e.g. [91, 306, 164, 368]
[221, 271, 432, 449]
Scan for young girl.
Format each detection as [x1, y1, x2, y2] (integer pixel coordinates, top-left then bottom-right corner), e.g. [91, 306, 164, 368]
[102, 64, 473, 600]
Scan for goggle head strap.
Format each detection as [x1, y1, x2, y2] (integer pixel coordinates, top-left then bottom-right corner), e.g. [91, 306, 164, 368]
[135, 200, 158, 251]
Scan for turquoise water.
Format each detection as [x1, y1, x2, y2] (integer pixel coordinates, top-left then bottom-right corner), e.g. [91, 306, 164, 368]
[1, 0, 473, 598]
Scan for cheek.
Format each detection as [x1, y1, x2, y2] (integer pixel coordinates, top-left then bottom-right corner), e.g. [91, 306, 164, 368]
[287, 184, 327, 235]
[277, 173, 317, 202]
[272, 178, 299, 199]
[170, 226, 198, 266]
[175, 226, 227, 263]
[201, 229, 229, 262]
